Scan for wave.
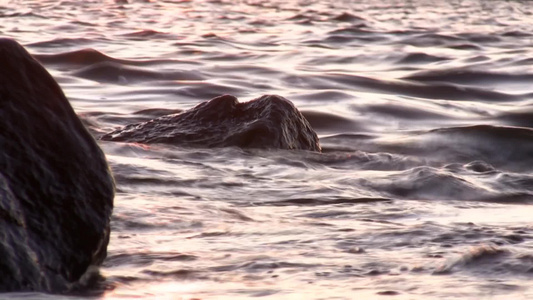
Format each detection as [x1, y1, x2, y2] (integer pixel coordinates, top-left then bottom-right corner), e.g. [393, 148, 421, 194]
[403, 68, 533, 85]
[71, 61, 204, 84]
[257, 196, 391, 206]
[302, 110, 361, 132]
[35, 48, 118, 66]
[319, 73, 523, 102]
[321, 125, 533, 173]
[36, 48, 200, 70]
[26, 37, 96, 48]
[0, 10, 46, 19]
[398, 33, 465, 47]
[331, 12, 366, 23]
[396, 52, 451, 64]
[433, 245, 528, 276]
[119, 29, 174, 40]
[104, 252, 197, 268]
[495, 108, 533, 129]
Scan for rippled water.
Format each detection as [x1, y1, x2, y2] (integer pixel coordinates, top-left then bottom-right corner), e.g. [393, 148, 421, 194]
[2, 0, 533, 299]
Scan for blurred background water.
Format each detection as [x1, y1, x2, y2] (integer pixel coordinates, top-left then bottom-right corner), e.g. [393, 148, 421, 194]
[2, 0, 533, 299]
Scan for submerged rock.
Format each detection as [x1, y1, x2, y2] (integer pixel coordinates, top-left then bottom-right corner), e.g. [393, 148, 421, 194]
[101, 94, 321, 152]
[0, 39, 114, 292]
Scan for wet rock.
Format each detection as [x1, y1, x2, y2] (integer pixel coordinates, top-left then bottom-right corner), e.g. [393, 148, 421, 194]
[0, 38, 114, 292]
[101, 94, 321, 152]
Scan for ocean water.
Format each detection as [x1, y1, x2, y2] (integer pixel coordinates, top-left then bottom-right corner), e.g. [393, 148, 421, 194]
[2, 0, 533, 299]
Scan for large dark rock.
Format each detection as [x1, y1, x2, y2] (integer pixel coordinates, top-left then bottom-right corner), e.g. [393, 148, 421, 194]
[0, 39, 114, 292]
[101, 94, 321, 152]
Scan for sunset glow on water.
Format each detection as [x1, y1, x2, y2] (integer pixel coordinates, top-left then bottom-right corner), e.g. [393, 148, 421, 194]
[2, 0, 533, 299]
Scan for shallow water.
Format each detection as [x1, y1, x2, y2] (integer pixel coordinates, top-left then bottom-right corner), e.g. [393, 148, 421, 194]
[2, 0, 533, 299]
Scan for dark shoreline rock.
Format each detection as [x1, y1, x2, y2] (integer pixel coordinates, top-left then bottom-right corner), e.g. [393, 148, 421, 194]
[0, 38, 114, 292]
[101, 94, 321, 152]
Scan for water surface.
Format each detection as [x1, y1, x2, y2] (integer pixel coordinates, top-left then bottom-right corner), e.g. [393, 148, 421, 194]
[2, 0, 533, 299]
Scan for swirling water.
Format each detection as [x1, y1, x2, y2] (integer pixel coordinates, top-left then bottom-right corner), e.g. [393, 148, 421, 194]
[2, 0, 533, 299]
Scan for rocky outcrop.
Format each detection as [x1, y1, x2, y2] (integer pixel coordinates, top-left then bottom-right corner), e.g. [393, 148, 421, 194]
[0, 38, 114, 292]
[101, 94, 321, 152]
